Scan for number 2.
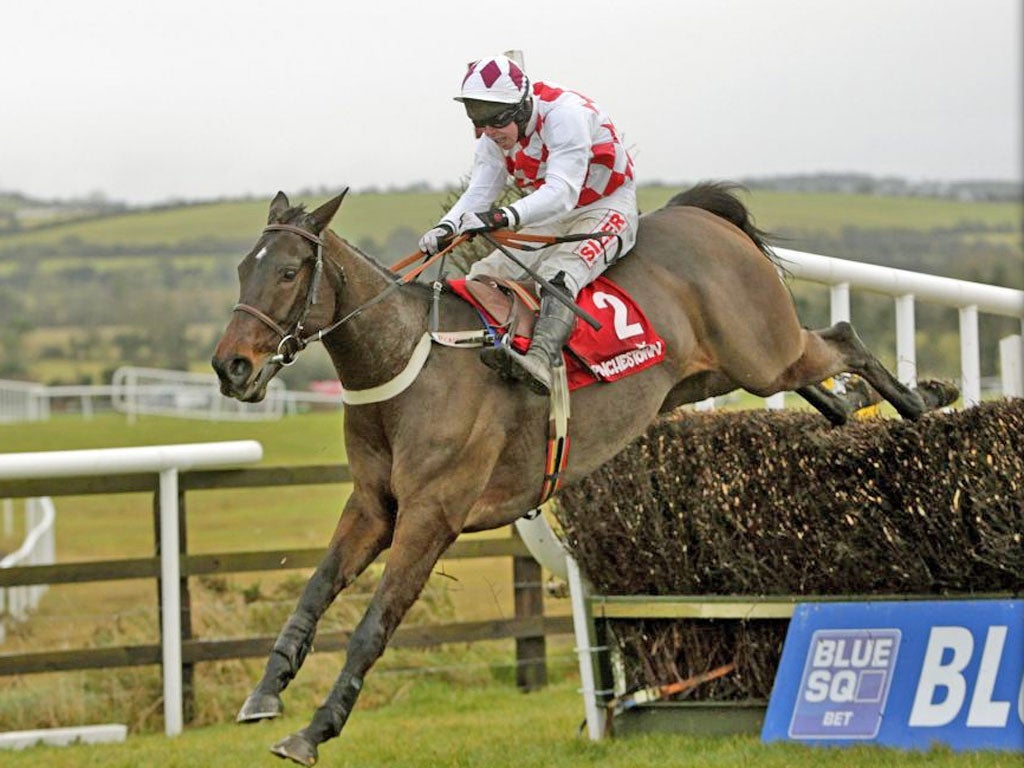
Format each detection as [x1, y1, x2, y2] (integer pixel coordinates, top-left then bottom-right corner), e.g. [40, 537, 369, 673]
[592, 291, 643, 340]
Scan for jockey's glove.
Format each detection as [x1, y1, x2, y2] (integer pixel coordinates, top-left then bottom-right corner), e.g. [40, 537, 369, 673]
[458, 207, 520, 235]
[418, 222, 456, 255]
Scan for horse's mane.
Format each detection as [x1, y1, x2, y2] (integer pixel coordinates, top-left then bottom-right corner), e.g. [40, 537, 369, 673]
[273, 203, 415, 290]
[324, 229, 436, 301]
[664, 182, 778, 263]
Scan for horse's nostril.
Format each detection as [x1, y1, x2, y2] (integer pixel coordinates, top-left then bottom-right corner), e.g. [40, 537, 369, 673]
[228, 357, 252, 382]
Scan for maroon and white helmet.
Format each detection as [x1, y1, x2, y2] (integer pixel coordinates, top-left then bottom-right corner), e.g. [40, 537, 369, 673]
[456, 55, 529, 104]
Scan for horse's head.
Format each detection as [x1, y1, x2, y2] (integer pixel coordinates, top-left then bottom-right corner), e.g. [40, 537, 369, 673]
[212, 190, 347, 402]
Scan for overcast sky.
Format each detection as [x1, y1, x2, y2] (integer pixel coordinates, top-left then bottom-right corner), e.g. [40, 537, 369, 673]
[1, 0, 1020, 205]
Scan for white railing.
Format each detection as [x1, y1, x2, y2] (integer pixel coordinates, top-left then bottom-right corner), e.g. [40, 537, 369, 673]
[0, 441, 263, 737]
[110, 366, 287, 421]
[0, 370, 345, 424]
[776, 248, 1024, 407]
[0, 497, 57, 639]
[0, 380, 48, 423]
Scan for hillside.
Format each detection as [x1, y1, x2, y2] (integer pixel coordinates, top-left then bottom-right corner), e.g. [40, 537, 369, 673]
[0, 185, 1020, 386]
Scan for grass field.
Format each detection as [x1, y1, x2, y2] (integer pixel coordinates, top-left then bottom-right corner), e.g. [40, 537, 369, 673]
[2, 416, 1019, 765]
[2, 679, 1019, 768]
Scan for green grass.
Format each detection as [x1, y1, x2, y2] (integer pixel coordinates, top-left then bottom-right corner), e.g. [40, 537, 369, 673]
[0, 680, 1017, 768]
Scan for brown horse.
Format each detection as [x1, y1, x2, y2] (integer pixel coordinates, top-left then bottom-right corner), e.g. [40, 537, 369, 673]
[212, 183, 954, 764]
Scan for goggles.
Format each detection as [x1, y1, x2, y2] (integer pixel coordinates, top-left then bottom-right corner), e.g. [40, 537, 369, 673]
[469, 103, 520, 130]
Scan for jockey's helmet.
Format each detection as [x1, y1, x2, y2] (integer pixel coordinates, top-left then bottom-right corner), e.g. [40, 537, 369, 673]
[456, 55, 532, 129]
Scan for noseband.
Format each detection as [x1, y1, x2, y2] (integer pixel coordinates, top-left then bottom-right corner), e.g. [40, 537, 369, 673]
[233, 223, 331, 366]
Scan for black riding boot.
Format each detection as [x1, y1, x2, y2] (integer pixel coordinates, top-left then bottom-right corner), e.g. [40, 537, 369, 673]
[483, 292, 576, 396]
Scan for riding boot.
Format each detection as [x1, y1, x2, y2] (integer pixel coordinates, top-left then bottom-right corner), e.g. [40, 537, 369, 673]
[483, 292, 576, 396]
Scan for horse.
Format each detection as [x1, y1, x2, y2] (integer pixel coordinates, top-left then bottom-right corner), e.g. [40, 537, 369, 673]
[211, 183, 956, 765]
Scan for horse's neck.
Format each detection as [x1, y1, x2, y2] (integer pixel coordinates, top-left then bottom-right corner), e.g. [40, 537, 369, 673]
[322, 233, 428, 391]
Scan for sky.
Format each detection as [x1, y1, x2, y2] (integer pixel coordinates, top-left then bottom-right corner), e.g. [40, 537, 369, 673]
[1, 0, 1021, 205]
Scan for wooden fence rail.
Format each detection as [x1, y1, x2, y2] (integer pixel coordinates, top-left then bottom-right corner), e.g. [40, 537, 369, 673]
[0, 464, 572, 717]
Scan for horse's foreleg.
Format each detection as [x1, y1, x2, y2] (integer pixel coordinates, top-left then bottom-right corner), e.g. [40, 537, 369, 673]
[269, 516, 457, 766]
[238, 494, 392, 723]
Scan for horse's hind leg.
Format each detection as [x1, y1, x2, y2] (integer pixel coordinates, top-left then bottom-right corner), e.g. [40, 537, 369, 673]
[270, 513, 458, 766]
[781, 321, 928, 420]
[796, 377, 884, 426]
[795, 383, 853, 426]
[237, 493, 392, 723]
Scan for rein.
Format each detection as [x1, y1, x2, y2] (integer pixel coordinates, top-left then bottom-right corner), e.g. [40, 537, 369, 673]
[233, 226, 617, 366]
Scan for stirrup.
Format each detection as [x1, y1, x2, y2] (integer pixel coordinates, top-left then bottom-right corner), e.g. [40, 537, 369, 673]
[508, 349, 554, 397]
[480, 335, 519, 381]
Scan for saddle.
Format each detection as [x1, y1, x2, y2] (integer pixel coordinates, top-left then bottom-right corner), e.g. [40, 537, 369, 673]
[462, 275, 540, 340]
[445, 273, 666, 392]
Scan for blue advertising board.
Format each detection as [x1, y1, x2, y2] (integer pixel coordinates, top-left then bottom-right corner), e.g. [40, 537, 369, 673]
[762, 600, 1023, 751]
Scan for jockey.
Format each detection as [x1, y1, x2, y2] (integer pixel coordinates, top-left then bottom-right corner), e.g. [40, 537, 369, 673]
[419, 54, 638, 396]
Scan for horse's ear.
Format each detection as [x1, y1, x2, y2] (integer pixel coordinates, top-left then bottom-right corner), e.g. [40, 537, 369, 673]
[308, 188, 348, 234]
[268, 191, 290, 223]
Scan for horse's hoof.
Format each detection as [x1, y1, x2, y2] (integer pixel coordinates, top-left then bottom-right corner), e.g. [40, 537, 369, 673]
[917, 379, 959, 410]
[237, 691, 283, 722]
[844, 376, 882, 412]
[270, 732, 318, 766]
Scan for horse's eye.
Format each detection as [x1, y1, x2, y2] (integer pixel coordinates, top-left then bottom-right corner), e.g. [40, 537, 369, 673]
[281, 267, 298, 281]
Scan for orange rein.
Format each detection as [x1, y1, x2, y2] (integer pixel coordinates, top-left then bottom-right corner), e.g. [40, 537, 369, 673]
[388, 230, 562, 280]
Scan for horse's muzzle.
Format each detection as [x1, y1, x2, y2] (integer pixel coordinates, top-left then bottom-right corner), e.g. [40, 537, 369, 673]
[211, 353, 272, 402]
[212, 353, 247, 394]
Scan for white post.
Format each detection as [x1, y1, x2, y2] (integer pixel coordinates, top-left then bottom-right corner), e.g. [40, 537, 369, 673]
[894, 294, 917, 387]
[127, 369, 138, 425]
[959, 305, 981, 407]
[159, 468, 183, 737]
[2, 498, 13, 538]
[764, 392, 785, 410]
[566, 557, 606, 740]
[830, 282, 850, 324]
[999, 334, 1023, 398]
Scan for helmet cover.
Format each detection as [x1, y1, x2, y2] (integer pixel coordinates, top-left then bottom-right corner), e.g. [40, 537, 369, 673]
[456, 55, 529, 104]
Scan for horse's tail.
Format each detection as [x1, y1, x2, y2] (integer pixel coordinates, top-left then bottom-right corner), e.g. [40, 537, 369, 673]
[664, 182, 777, 261]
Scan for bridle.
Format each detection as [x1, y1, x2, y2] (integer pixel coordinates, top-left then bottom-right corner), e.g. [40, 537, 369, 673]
[232, 223, 464, 366]
[232, 223, 335, 366]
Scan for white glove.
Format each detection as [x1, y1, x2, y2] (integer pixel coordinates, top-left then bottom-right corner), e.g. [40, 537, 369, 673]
[418, 222, 455, 255]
